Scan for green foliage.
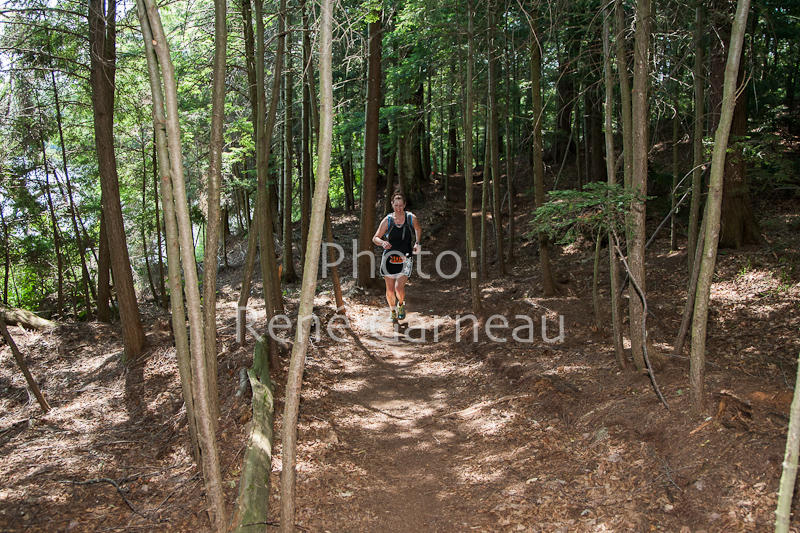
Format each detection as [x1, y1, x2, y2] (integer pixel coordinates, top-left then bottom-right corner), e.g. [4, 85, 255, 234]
[527, 183, 643, 245]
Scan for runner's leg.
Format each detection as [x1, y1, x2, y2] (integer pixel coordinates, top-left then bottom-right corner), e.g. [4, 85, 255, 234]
[395, 275, 407, 304]
[385, 277, 397, 309]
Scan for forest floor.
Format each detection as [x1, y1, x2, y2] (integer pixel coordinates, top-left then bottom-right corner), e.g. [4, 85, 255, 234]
[2, 178, 800, 532]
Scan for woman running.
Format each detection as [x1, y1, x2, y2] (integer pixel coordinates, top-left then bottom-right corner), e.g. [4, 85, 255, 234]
[372, 192, 421, 321]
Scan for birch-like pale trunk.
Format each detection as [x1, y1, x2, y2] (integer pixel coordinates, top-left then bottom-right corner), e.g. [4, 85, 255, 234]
[776, 351, 800, 533]
[280, 0, 334, 529]
[137, 0, 226, 528]
[689, 0, 751, 413]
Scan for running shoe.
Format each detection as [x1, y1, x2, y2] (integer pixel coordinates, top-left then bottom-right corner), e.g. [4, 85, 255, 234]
[397, 302, 406, 320]
[390, 308, 397, 321]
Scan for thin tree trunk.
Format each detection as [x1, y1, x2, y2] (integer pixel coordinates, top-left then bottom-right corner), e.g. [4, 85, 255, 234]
[488, 2, 504, 276]
[255, 0, 285, 315]
[0, 314, 50, 413]
[674, 216, 706, 355]
[615, 0, 633, 190]
[236, 209, 260, 345]
[324, 198, 344, 312]
[357, 12, 382, 288]
[531, 23, 557, 296]
[300, 0, 312, 263]
[280, 0, 333, 527]
[201, 0, 227, 423]
[688, 1, 705, 274]
[464, 0, 481, 313]
[603, 11, 627, 369]
[283, 15, 298, 283]
[689, 0, 750, 413]
[480, 119, 489, 278]
[96, 210, 112, 322]
[89, 0, 146, 360]
[137, 1, 226, 528]
[140, 135, 159, 303]
[670, 104, 679, 252]
[628, 0, 650, 371]
[49, 64, 92, 318]
[775, 348, 800, 533]
[153, 135, 168, 308]
[1, 209, 8, 305]
[39, 137, 64, 314]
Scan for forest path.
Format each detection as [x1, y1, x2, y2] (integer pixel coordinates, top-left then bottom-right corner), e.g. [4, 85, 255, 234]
[281, 186, 522, 531]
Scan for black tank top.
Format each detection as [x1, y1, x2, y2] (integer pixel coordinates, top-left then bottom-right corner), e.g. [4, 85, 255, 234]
[384, 212, 413, 256]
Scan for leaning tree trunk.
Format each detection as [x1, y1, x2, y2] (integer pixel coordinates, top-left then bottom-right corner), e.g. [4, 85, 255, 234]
[776, 349, 800, 533]
[137, 0, 226, 528]
[0, 314, 50, 413]
[280, 0, 334, 528]
[689, 0, 750, 414]
[89, 0, 146, 360]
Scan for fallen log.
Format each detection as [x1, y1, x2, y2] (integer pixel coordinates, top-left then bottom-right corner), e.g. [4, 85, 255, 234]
[0, 305, 57, 331]
[231, 339, 275, 532]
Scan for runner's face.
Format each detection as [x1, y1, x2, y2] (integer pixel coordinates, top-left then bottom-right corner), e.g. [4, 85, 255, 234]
[392, 198, 405, 211]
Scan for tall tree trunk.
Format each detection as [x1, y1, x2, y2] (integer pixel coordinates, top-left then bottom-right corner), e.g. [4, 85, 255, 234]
[357, 12, 382, 288]
[689, 0, 751, 413]
[39, 137, 64, 314]
[137, 0, 226, 527]
[487, 2, 505, 276]
[49, 67, 92, 317]
[300, 0, 312, 263]
[255, 0, 285, 315]
[153, 136, 168, 308]
[615, 0, 633, 190]
[282, 15, 298, 282]
[709, 0, 760, 249]
[628, 0, 650, 372]
[670, 104, 679, 251]
[464, 0, 481, 313]
[280, 0, 333, 527]
[603, 10, 627, 370]
[140, 136, 159, 303]
[1, 209, 8, 305]
[89, 0, 146, 360]
[201, 0, 227, 422]
[480, 121, 489, 278]
[531, 24, 557, 296]
[688, 1, 705, 274]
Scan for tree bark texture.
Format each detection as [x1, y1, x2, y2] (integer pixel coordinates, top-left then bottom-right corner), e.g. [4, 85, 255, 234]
[357, 14, 382, 288]
[89, 0, 146, 359]
[280, 0, 334, 527]
[690, 0, 751, 413]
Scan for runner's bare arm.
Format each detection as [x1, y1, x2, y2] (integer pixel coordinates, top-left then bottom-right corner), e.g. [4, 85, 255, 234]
[372, 216, 391, 249]
[411, 212, 421, 252]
